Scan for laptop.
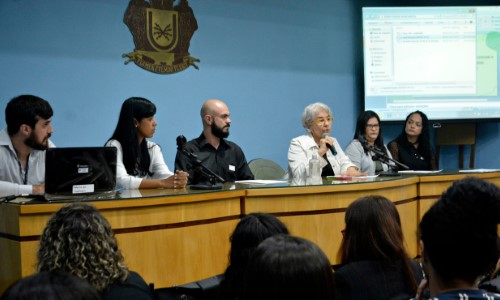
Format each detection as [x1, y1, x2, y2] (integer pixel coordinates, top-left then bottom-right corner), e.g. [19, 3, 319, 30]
[44, 147, 117, 201]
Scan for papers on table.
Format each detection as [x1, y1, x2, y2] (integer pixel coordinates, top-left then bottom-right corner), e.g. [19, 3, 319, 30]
[236, 180, 287, 185]
[398, 170, 443, 174]
[327, 175, 379, 179]
[459, 169, 500, 173]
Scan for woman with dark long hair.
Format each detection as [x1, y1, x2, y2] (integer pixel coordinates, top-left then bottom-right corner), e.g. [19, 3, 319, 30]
[387, 110, 437, 170]
[106, 97, 188, 189]
[335, 195, 424, 300]
[218, 213, 289, 300]
[345, 110, 394, 175]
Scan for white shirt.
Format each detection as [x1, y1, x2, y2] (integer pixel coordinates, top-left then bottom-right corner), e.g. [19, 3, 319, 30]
[287, 134, 356, 179]
[106, 139, 173, 190]
[0, 128, 55, 197]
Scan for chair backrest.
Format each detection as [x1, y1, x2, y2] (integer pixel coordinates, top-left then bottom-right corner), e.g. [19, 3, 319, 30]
[248, 158, 286, 180]
[435, 123, 476, 169]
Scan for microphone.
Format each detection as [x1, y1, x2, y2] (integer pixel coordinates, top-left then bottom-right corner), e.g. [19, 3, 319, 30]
[366, 144, 410, 172]
[367, 144, 385, 157]
[322, 133, 337, 156]
[175, 135, 225, 189]
[176, 135, 187, 151]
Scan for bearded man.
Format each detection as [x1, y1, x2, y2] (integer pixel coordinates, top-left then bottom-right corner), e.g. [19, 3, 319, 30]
[175, 99, 253, 184]
[0, 95, 55, 196]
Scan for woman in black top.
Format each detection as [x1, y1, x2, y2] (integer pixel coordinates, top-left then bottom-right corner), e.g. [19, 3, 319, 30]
[388, 110, 437, 170]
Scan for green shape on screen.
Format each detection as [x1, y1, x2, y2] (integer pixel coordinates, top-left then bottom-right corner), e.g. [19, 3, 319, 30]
[486, 32, 500, 52]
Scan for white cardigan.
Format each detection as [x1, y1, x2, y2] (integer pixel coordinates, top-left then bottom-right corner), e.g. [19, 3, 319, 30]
[287, 134, 355, 179]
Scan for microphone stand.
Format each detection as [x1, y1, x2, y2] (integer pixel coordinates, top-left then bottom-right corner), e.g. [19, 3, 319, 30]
[367, 145, 409, 176]
[176, 136, 225, 190]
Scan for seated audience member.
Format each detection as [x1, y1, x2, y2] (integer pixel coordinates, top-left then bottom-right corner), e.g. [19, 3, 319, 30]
[174, 99, 254, 183]
[0, 95, 54, 197]
[288, 102, 364, 179]
[387, 110, 437, 171]
[419, 177, 500, 299]
[37, 203, 153, 300]
[106, 97, 188, 189]
[479, 257, 500, 294]
[334, 195, 424, 300]
[345, 110, 394, 175]
[218, 213, 289, 300]
[241, 234, 336, 300]
[0, 271, 100, 300]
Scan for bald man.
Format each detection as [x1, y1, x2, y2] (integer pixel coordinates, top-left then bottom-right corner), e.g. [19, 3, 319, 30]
[175, 99, 254, 184]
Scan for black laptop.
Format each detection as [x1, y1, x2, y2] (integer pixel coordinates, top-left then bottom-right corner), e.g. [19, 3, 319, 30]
[45, 147, 117, 201]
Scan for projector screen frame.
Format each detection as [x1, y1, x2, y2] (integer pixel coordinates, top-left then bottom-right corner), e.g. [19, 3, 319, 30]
[359, 3, 500, 124]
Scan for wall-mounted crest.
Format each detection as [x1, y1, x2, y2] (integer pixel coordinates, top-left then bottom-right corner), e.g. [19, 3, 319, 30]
[122, 0, 199, 74]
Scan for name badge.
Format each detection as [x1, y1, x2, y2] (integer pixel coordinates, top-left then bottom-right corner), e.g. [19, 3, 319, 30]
[73, 184, 94, 194]
[229, 165, 235, 172]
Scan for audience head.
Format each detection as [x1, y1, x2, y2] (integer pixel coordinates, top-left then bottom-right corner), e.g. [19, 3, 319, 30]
[339, 195, 407, 263]
[353, 110, 386, 153]
[200, 99, 231, 139]
[5, 94, 53, 150]
[339, 195, 417, 291]
[37, 203, 129, 293]
[241, 234, 335, 300]
[420, 177, 500, 287]
[301, 102, 333, 140]
[229, 213, 289, 268]
[109, 97, 156, 176]
[222, 213, 289, 299]
[0, 271, 100, 300]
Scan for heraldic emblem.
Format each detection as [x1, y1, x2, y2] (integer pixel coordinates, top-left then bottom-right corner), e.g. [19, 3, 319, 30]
[122, 0, 199, 74]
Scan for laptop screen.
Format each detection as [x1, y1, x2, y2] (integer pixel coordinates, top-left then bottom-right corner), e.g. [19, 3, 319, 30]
[45, 147, 117, 196]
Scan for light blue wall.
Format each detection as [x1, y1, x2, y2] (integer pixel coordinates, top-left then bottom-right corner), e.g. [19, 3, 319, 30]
[1, 0, 499, 170]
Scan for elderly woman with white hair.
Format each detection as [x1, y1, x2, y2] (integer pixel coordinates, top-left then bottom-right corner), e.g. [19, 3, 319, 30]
[288, 102, 363, 180]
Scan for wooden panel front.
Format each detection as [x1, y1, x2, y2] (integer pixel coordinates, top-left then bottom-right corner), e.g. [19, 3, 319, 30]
[0, 190, 243, 292]
[2, 173, 500, 293]
[244, 177, 420, 262]
[418, 172, 500, 219]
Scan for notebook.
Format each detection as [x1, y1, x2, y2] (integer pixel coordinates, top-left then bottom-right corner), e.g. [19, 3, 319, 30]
[44, 147, 117, 201]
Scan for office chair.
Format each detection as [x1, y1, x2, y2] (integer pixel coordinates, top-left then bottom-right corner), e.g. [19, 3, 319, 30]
[248, 158, 286, 180]
[435, 123, 476, 169]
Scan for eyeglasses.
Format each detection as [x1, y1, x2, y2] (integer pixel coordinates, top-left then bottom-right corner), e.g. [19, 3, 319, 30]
[366, 124, 380, 129]
[313, 116, 334, 125]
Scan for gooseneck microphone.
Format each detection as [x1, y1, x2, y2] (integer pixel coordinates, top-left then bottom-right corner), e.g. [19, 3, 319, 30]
[366, 144, 410, 174]
[176, 135, 225, 190]
[322, 133, 337, 156]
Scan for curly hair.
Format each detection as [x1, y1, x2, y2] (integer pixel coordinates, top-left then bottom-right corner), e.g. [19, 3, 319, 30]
[37, 203, 129, 293]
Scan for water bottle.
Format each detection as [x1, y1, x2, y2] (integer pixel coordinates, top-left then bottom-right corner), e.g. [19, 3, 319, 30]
[309, 153, 321, 184]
